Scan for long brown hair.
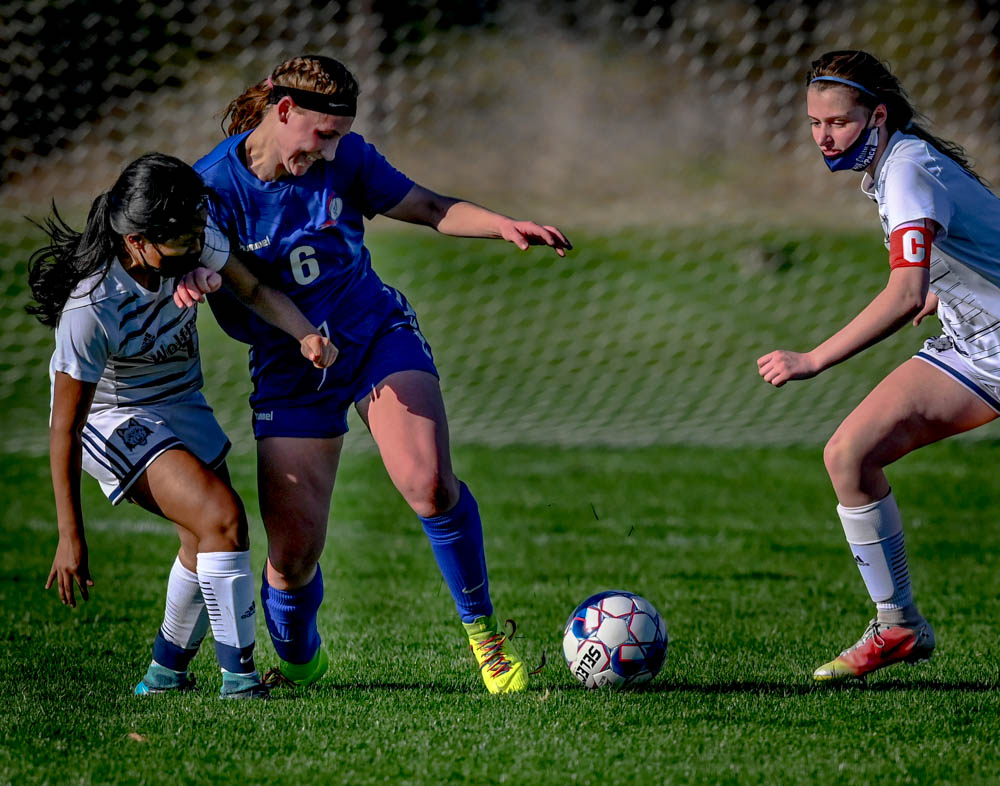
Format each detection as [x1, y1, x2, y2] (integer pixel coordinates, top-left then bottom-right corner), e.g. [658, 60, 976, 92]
[222, 55, 360, 136]
[807, 50, 987, 185]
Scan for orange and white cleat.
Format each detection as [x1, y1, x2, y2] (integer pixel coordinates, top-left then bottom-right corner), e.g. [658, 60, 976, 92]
[813, 618, 935, 681]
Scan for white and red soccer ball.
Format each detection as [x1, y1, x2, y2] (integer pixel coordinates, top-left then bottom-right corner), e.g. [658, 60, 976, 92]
[562, 590, 668, 688]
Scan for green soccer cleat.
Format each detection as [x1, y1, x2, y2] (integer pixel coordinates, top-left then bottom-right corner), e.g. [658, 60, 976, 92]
[464, 615, 528, 694]
[219, 671, 270, 699]
[813, 618, 936, 682]
[134, 662, 197, 695]
[264, 646, 329, 689]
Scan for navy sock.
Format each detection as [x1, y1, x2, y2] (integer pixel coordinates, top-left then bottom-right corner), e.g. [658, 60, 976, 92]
[151, 629, 199, 672]
[261, 564, 323, 665]
[213, 641, 257, 675]
[419, 481, 493, 623]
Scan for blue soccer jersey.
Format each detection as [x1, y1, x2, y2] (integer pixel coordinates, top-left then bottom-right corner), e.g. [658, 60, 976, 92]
[195, 131, 414, 346]
[195, 131, 436, 436]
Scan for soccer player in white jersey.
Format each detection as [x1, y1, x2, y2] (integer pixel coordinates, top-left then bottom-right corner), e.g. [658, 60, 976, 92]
[758, 50, 1000, 681]
[27, 153, 335, 698]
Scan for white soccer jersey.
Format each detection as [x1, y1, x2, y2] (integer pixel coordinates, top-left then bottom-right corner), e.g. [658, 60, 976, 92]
[50, 221, 230, 411]
[862, 131, 1000, 381]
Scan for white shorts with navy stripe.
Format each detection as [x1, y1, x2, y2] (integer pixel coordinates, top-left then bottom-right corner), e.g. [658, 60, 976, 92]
[80, 392, 230, 505]
[914, 335, 1000, 413]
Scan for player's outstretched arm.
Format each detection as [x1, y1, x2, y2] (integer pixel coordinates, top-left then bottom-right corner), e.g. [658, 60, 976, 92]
[216, 255, 339, 369]
[758, 264, 929, 388]
[383, 184, 572, 257]
[46, 372, 97, 607]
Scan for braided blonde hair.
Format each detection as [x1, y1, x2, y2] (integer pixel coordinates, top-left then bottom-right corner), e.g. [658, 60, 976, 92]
[222, 55, 360, 136]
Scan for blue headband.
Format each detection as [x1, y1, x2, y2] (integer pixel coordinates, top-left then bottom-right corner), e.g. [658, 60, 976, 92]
[810, 76, 878, 98]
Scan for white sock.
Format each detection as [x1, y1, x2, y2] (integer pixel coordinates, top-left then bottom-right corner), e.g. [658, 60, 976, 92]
[197, 550, 258, 674]
[160, 556, 209, 650]
[837, 492, 920, 626]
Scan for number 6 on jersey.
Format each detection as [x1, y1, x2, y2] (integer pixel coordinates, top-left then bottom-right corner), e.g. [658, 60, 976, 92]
[290, 245, 320, 285]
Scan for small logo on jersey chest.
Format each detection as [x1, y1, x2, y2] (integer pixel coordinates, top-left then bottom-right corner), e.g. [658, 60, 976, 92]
[242, 235, 271, 252]
[116, 418, 153, 451]
[320, 194, 343, 228]
[139, 333, 156, 354]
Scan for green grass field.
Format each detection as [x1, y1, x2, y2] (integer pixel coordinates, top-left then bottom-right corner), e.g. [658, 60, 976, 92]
[3, 439, 1000, 784]
[3, 223, 1000, 783]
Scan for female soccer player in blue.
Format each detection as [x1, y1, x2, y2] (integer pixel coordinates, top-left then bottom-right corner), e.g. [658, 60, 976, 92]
[759, 50, 1000, 681]
[178, 54, 570, 693]
[30, 153, 335, 698]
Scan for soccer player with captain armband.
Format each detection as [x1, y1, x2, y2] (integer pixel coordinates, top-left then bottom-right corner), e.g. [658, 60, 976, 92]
[758, 49, 1000, 682]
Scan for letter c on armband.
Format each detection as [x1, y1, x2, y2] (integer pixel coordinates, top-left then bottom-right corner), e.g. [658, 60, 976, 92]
[889, 224, 934, 269]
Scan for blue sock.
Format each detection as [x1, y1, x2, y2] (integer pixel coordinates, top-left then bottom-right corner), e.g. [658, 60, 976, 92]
[261, 565, 323, 665]
[419, 481, 493, 623]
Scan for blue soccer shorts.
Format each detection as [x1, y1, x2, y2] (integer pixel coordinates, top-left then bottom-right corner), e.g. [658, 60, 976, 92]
[250, 320, 438, 440]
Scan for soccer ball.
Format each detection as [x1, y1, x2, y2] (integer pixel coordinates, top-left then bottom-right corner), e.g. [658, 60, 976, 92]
[562, 590, 668, 688]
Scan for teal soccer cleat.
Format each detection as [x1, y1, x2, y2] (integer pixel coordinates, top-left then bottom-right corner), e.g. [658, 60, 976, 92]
[134, 662, 197, 695]
[220, 671, 270, 699]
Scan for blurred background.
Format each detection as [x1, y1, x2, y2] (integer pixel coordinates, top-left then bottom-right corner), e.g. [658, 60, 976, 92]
[4, 0, 1000, 455]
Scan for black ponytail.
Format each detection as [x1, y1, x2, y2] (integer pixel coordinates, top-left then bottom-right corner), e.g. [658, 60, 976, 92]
[26, 194, 118, 328]
[25, 152, 209, 327]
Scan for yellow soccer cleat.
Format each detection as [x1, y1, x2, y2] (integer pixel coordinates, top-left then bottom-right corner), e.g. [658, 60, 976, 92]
[463, 615, 528, 694]
[813, 618, 935, 682]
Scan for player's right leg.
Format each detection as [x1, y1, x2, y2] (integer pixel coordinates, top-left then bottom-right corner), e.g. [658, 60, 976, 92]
[134, 528, 206, 695]
[256, 436, 343, 687]
[130, 451, 266, 698]
[816, 356, 997, 681]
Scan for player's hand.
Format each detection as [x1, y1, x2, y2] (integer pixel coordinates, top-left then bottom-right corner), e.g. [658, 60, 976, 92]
[500, 220, 572, 257]
[45, 534, 93, 608]
[912, 291, 939, 326]
[300, 333, 338, 369]
[173, 267, 223, 308]
[757, 350, 820, 388]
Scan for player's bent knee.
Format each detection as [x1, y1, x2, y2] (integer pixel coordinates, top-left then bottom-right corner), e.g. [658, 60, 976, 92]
[195, 490, 249, 552]
[267, 552, 321, 587]
[397, 469, 458, 518]
[823, 430, 870, 491]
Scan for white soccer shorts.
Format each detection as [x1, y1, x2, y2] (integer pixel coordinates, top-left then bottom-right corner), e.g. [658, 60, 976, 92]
[80, 392, 231, 504]
[914, 335, 1000, 413]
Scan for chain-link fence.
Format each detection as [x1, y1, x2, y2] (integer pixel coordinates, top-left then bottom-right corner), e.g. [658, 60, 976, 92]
[4, 0, 1000, 454]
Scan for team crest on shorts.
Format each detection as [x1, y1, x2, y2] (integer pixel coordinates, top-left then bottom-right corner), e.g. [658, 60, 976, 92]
[116, 418, 153, 451]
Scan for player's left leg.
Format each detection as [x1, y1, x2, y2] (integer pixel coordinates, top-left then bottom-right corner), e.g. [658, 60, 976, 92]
[357, 369, 527, 693]
[816, 357, 997, 680]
